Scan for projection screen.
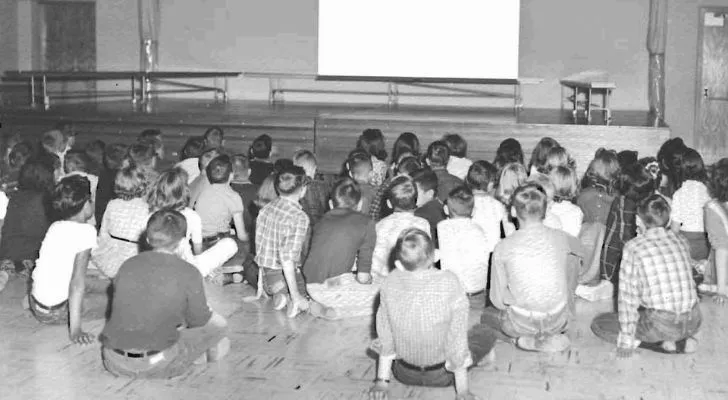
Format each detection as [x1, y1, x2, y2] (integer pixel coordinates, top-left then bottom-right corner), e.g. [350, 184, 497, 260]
[317, 0, 520, 81]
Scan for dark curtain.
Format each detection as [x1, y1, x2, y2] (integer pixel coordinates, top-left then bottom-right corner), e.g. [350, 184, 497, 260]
[647, 0, 668, 125]
[44, 2, 96, 72]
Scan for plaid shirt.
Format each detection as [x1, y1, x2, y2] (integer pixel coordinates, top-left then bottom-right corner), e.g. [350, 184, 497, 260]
[368, 177, 392, 222]
[600, 196, 638, 282]
[255, 197, 310, 270]
[617, 227, 698, 349]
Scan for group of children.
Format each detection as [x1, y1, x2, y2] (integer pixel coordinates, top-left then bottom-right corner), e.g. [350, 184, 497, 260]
[0, 125, 720, 399]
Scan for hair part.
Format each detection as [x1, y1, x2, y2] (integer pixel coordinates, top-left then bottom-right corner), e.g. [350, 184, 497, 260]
[388, 175, 418, 211]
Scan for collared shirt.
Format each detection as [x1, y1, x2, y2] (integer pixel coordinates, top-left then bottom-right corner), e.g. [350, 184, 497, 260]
[471, 191, 505, 254]
[437, 218, 489, 293]
[371, 268, 472, 371]
[369, 177, 393, 222]
[372, 212, 430, 276]
[672, 180, 711, 232]
[550, 201, 583, 238]
[446, 156, 473, 181]
[255, 197, 310, 270]
[617, 227, 698, 349]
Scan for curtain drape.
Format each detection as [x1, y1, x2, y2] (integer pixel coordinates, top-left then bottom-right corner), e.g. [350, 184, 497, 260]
[647, 0, 668, 125]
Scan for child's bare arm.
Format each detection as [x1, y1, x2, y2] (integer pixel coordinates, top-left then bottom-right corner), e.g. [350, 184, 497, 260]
[232, 212, 249, 242]
[68, 249, 94, 345]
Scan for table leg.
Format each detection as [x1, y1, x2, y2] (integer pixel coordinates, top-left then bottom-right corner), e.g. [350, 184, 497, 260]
[30, 75, 36, 108]
[604, 89, 612, 125]
[131, 77, 137, 105]
[141, 76, 148, 104]
[223, 77, 229, 103]
[587, 88, 593, 124]
[42, 75, 49, 110]
[572, 87, 578, 122]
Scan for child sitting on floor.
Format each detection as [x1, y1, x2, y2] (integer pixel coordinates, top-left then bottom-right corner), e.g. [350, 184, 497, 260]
[548, 165, 583, 237]
[466, 160, 503, 256]
[438, 185, 490, 300]
[369, 228, 495, 399]
[147, 168, 238, 285]
[356, 129, 388, 186]
[248, 134, 275, 186]
[372, 176, 430, 277]
[189, 147, 221, 207]
[425, 140, 464, 203]
[412, 168, 446, 245]
[345, 150, 376, 216]
[29, 175, 108, 344]
[591, 194, 701, 356]
[303, 178, 380, 319]
[443, 133, 473, 181]
[230, 154, 258, 246]
[95, 143, 128, 228]
[293, 150, 330, 227]
[526, 172, 563, 231]
[63, 151, 98, 225]
[176, 137, 206, 184]
[194, 155, 250, 283]
[203, 126, 225, 150]
[100, 209, 230, 379]
[84, 139, 105, 176]
[670, 148, 711, 261]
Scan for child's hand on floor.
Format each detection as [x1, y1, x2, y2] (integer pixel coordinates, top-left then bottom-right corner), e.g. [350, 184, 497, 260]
[616, 346, 635, 359]
[368, 380, 389, 400]
[356, 272, 373, 285]
[70, 330, 95, 346]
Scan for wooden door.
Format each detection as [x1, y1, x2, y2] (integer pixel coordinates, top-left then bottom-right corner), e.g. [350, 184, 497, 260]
[696, 8, 728, 164]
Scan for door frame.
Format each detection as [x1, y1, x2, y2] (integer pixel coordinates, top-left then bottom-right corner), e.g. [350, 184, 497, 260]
[694, 6, 728, 151]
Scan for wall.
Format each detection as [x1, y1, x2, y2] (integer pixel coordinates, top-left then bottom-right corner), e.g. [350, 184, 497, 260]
[0, 0, 19, 72]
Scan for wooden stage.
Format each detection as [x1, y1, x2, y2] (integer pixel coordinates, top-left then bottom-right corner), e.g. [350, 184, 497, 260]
[0, 100, 670, 174]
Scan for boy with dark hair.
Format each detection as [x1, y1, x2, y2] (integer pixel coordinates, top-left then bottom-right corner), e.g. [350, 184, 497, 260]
[95, 143, 128, 229]
[29, 175, 107, 343]
[426, 140, 463, 203]
[443, 134, 473, 180]
[481, 183, 583, 352]
[189, 147, 222, 207]
[370, 228, 495, 399]
[466, 160, 504, 256]
[345, 152, 376, 217]
[303, 178, 379, 319]
[412, 168, 446, 245]
[591, 194, 701, 356]
[230, 154, 257, 245]
[63, 151, 98, 224]
[176, 137, 206, 184]
[100, 209, 230, 378]
[293, 149, 331, 226]
[438, 185, 490, 300]
[84, 139, 105, 176]
[248, 134, 275, 185]
[194, 155, 249, 283]
[137, 128, 165, 160]
[203, 126, 225, 150]
[372, 176, 430, 276]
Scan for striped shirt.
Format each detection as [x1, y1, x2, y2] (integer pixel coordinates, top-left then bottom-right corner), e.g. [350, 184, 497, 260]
[617, 227, 699, 349]
[372, 268, 472, 371]
[255, 197, 310, 270]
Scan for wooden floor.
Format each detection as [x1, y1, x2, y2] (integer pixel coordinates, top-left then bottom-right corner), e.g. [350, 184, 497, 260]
[2, 273, 727, 400]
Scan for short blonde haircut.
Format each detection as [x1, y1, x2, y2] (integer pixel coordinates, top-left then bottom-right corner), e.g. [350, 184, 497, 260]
[527, 172, 555, 201]
[549, 165, 579, 202]
[115, 165, 148, 200]
[512, 183, 547, 221]
[496, 162, 528, 206]
[544, 146, 576, 172]
[394, 228, 435, 271]
[293, 149, 317, 171]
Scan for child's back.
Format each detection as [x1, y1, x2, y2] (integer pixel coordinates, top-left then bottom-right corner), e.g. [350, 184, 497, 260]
[471, 191, 505, 254]
[438, 217, 489, 294]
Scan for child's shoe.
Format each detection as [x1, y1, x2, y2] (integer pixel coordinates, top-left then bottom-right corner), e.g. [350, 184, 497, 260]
[272, 293, 288, 310]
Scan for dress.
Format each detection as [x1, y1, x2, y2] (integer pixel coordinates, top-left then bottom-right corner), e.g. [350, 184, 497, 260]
[92, 197, 150, 278]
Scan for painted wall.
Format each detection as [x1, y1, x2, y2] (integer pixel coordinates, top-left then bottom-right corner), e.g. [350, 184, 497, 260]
[0, 0, 19, 72]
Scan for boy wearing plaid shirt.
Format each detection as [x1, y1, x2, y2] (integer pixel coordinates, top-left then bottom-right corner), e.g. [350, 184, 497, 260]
[591, 194, 701, 356]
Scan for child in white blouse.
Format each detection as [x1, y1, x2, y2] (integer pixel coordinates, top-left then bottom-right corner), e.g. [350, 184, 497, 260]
[443, 134, 473, 181]
[549, 166, 583, 237]
[670, 148, 711, 260]
[466, 160, 504, 254]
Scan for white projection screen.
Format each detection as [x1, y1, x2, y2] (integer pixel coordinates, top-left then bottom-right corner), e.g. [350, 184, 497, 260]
[317, 0, 520, 81]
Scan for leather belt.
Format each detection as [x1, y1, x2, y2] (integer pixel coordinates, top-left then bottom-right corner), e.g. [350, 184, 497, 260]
[109, 233, 138, 244]
[112, 348, 161, 359]
[31, 295, 67, 312]
[397, 359, 446, 372]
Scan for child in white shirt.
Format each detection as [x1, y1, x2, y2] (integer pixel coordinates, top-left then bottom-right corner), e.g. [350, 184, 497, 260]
[527, 173, 563, 231]
[466, 160, 504, 255]
[29, 175, 108, 344]
[444, 134, 473, 180]
[549, 166, 583, 237]
[62, 151, 98, 226]
[671, 148, 711, 260]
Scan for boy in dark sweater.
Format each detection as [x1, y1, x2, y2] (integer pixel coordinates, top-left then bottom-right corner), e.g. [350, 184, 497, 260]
[412, 168, 446, 246]
[100, 209, 229, 378]
[303, 178, 379, 319]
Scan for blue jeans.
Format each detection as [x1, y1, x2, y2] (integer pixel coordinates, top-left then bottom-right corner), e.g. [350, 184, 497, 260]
[102, 313, 228, 379]
[29, 275, 111, 325]
[480, 305, 568, 340]
[591, 304, 701, 346]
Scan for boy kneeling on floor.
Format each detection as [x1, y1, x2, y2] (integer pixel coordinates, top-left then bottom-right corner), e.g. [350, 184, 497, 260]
[100, 209, 230, 378]
[591, 194, 701, 356]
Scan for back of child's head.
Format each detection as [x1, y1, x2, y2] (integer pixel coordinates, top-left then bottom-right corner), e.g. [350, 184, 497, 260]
[8, 141, 34, 170]
[710, 158, 728, 202]
[529, 137, 560, 173]
[494, 138, 524, 169]
[198, 147, 221, 171]
[388, 175, 418, 211]
[677, 148, 707, 187]
[275, 164, 307, 196]
[466, 160, 497, 191]
[231, 154, 250, 180]
[137, 129, 164, 158]
[391, 132, 420, 162]
[346, 150, 373, 182]
[618, 163, 655, 202]
[52, 175, 91, 220]
[147, 167, 189, 212]
[638, 194, 671, 228]
[512, 183, 548, 221]
[181, 137, 206, 161]
[357, 128, 387, 161]
[203, 126, 224, 149]
[331, 178, 362, 209]
[41, 130, 68, 154]
[18, 160, 54, 193]
[293, 149, 317, 175]
[127, 141, 157, 170]
[84, 140, 105, 163]
[617, 150, 639, 171]
[206, 155, 233, 184]
[64, 151, 89, 174]
[639, 156, 662, 192]
[582, 148, 620, 191]
[544, 146, 576, 173]
[426, 140, 450, 168]
[496, 162, 528, 205]
[527, 172, 555, 201]
[443, 133, 468, 158]
[274, 158, 294, 173]
[446, 185, 475, 217]
[411, 168, 438, 198]
[657, 138, 687, 187]
[115, 165, 148, 200]
[549, 165, 579, 202]
[249, 134, 272, 159]
[394, 227, 435, 271]
[145, 209, 187, 251]
[395, 155, 422, 177]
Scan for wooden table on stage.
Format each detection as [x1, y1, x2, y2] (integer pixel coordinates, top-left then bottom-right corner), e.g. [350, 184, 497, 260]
[560, 79, 616, 124]
[2, 70, 241, 109]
